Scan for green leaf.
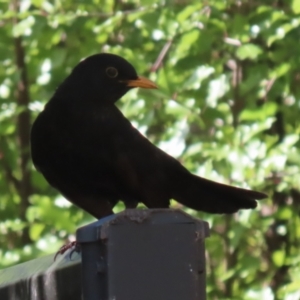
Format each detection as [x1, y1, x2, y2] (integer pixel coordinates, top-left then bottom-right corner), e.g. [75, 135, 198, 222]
[236, 44, 263, 60]
[292, 0, 300, 13]
[272, 250, 285, 267]
[240, 102, 277, 121]
[29, 223, 45, 241]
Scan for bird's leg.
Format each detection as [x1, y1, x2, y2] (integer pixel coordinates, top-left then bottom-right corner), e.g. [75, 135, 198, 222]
[54, 197, 117, 261]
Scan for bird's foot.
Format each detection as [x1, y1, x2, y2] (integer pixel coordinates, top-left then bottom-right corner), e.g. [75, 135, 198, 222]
[54, 241, 80, 261]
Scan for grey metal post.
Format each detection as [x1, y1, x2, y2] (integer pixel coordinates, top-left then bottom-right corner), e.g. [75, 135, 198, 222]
[76, 209, 210, 300]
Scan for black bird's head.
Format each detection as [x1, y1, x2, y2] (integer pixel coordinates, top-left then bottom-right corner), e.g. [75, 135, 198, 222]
[55, 53, 157, 105]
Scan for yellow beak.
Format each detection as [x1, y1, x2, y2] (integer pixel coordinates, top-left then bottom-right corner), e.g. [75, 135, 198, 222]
[125, 76, 157, 89]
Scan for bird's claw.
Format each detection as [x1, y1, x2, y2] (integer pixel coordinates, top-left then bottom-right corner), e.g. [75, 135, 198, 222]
[54, 241, 80, 261]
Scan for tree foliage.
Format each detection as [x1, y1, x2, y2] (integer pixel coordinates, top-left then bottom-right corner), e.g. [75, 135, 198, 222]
[1, 0, 300, 299]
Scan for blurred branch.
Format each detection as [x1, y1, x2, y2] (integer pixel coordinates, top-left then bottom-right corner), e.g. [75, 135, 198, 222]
[264, 191, 292, 299]
[223, 215, 238, 298]
[3, 161, 20, 192]
[150, 40, 173, 72]
[263, 78, 276, 100]
[11, 0, 32, 244]
[0, 140, 20, 191]
[227, 59, 243, 128]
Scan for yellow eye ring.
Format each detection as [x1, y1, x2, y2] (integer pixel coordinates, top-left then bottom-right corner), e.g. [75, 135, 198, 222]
[106, 67, 118, 78]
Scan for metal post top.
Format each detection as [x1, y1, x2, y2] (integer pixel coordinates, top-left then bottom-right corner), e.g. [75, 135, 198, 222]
[76, 208, 210, 243]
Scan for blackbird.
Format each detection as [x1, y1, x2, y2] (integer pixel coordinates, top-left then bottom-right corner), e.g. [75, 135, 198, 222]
[31, 53, 266, 219]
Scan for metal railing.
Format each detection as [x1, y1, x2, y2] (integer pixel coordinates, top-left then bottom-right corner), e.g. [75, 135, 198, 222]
[0, 209, 209, 300]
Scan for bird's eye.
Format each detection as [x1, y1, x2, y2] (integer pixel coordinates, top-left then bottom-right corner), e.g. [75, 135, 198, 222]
[106, 67, 118, 78]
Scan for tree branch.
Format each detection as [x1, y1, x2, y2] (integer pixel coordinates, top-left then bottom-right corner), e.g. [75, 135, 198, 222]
[11, 0, 32, 244]
[150, 40, 173, 72]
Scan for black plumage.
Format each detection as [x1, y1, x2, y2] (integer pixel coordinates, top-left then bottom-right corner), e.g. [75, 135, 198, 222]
[31, 53, 266, 219]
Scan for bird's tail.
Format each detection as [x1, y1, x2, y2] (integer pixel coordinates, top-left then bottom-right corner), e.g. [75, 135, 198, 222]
[171, 173, 266, 214]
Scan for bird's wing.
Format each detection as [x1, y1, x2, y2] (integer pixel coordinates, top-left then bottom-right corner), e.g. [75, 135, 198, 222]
[88, 107, 187, 207]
